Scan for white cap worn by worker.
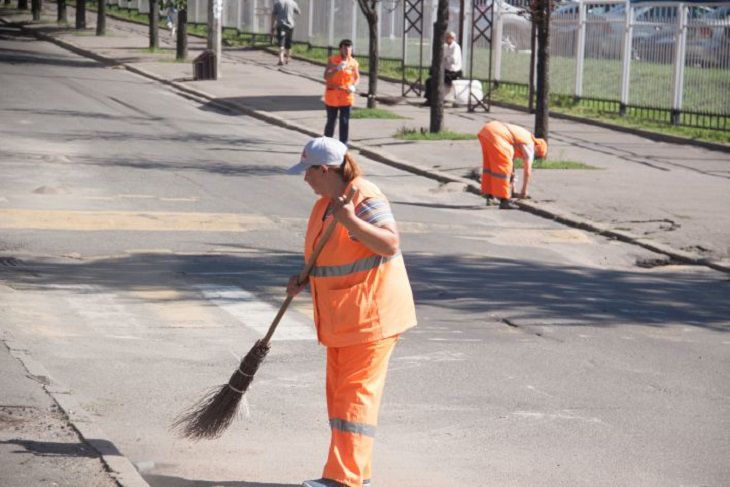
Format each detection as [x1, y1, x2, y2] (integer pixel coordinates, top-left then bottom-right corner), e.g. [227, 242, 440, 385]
[286, 136, 347, 174]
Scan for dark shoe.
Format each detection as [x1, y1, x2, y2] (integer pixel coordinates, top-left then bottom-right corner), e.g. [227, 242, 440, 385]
[421, 101, 431, 107]
[302, 479, 347, 487]
[499, 199, 519, 210]
[484, 195, 496, 206]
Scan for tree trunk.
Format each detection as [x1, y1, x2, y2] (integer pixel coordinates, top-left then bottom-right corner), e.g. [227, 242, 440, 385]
[149, 0, 159, 49]
[528, 20, 537, 114]
[75, 0, 85, 29]
[366, 11, 378, 109]
[429, 0, 449, 133]
[534, 0, 550, 139]
[31, 0, 41, 21]
[57, 0, 67, 23]
[96, 0, 105, 35]
[18, 0, 28, 10]
[176, 6, 188, 61]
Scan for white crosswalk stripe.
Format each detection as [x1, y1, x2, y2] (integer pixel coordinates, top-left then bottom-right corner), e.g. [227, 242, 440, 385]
[195, 284, 316, 341]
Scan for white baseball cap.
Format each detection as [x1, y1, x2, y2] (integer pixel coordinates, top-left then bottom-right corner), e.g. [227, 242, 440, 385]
[286, 137, 348, 175]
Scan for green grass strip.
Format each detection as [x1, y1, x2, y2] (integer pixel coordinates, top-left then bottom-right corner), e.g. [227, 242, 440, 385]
[395, 127, 476, 141]
[351, 108, 405, 120]
[514, 159, 598, 170]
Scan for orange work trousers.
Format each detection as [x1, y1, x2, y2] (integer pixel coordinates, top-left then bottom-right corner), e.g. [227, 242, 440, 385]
[322, 335, 399, 487]
[478, 129, 513, 200]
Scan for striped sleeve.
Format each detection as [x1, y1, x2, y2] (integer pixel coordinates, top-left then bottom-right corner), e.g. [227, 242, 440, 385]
[349, 198, 396, 240]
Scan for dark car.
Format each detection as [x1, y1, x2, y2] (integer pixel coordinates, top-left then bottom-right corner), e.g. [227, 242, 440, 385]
[633, 5, 729, 65]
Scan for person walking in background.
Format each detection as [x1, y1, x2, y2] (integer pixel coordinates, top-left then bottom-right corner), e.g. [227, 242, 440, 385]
[478, 121, 548, 209]
[286, 136, 417, 487]
[271, 0, 300, 65]
[423, 31, 462, 106]
[164, 1, 177, 40]
[323, 39, 360, 145]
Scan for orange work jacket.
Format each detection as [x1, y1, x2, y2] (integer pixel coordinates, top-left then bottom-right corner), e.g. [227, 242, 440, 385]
[324, 55, 359, 107]
[304, 177, 417, 348]
[478, 121, 533, 199]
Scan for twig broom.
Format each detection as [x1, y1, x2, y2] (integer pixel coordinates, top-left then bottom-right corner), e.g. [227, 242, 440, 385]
[172, 188, 356, 440]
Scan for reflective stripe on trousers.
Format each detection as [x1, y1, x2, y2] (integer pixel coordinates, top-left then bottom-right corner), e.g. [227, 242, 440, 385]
[482, 168, 510, 180]
[323, 336, 399, 487]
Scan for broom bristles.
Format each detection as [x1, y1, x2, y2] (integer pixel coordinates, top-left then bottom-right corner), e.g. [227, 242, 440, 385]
[171, 339, 271, 440]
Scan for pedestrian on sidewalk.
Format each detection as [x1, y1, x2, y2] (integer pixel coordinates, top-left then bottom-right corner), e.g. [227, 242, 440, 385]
[423, 31, 463, 107]
[271, 0, 300, 65]
[478, 121, 548, 209]
[323, 39, 360, 145]
[164, 1, 178, 40]
[286, 136, 417, 487]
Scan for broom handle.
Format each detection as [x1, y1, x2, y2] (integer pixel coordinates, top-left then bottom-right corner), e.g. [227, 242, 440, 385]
[261, 187, 357, 345]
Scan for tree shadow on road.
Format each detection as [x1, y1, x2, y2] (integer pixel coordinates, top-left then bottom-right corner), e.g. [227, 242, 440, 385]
[1, 250, 727, 331]
[203, 96, 323, 113]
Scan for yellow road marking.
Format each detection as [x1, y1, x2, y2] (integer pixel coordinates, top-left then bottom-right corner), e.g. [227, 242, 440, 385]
[0, 209, 274, 232]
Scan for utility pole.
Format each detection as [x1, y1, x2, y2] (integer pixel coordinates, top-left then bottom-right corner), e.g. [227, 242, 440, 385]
[429, 0, 449, 133]
[533, 0, 550, 139]
[207, 0, 222, 78]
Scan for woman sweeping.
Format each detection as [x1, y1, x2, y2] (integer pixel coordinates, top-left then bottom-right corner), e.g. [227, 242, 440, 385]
[286, 136, 417, 487]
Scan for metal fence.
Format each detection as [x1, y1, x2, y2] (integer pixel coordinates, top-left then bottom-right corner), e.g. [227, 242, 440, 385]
[109, 0, 730, 130]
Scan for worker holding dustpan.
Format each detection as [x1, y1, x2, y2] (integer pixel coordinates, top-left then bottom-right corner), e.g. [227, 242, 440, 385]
[286, 136, 418, 487]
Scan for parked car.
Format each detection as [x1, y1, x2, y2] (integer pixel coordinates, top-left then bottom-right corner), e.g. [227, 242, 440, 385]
[631, 5, 728, 65]
[458, 0, 532, 52]
[599, 3, 713, 60]
[551, 1, 616, 57]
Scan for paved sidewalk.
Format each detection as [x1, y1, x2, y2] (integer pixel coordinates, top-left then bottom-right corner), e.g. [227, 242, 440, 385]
[0, 327, 145, 487]
[2, 6, 730, 272]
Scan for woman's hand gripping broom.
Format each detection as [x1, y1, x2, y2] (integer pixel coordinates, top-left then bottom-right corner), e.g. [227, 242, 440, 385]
[171, 188, 357, 440]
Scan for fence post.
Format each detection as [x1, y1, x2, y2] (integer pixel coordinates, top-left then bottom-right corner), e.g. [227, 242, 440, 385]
[308, 0, 314, 38]
[328, 0, 334, 47]
[235, 0, 241, 32]
[619, 0, 633, 116]
[492, 0, 502, 82]
[671, 3, 688, 125]
[461, 0, 471, 74]
[351, 0, 357, 45]
[252, 0, 258, 33]
[574, 0, 586, 97]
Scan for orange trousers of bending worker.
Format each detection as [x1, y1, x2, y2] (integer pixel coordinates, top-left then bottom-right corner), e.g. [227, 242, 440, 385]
[478, 121, 548, 205]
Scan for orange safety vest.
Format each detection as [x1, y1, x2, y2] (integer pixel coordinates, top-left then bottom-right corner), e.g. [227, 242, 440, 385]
[304, 177, 417, 348]
[478, 121, 533, 199]
[324, 54, 359, 107]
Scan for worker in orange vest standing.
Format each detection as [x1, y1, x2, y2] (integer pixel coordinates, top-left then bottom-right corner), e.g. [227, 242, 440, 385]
[478, 120, 548, 209]
[323, 39, 360, 144]
[286, 136, 417, 487]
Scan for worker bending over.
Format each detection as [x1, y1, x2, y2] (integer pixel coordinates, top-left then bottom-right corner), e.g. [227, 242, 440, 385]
[478, 121, 548, 209]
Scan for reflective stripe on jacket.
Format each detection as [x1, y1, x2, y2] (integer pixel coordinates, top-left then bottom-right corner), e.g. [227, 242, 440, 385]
[304, 177, 417, 347]
[324, 55, 358, 107]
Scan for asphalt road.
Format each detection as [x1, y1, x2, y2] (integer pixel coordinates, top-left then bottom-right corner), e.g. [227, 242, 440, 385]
[1, 25, 729, 487]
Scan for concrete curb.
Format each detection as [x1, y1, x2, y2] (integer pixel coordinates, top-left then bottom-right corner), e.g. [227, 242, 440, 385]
[11, 20, 730, 275]
[1, 332, 149, 487]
